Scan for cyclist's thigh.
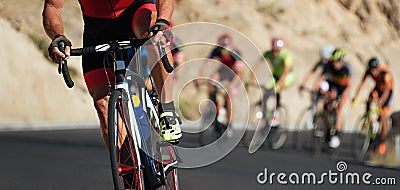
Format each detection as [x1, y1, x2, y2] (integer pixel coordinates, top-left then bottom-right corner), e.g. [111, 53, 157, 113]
[380, 90, 393, 108]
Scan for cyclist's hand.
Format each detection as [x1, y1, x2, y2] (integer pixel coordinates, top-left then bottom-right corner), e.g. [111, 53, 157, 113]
[48, 35, 71, 63]
[149, 19, 172, 48]
[299, 85, 304, 93]
[194, 78, 201, 89]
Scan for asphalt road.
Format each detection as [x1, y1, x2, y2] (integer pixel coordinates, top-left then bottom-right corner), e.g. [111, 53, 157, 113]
[0, 128, 399, 190]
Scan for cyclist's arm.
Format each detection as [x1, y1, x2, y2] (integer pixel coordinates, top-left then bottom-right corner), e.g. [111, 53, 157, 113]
[314, 74, 327, 90]
[156, 0, 174, 21]
[248, 53, 269, 84]
[42, 0, 70, 61]
[353, 72, 368, 101]
[341, 64, 353, 106]
[277, 65, 290, 88]
[276, 53, 293, 88]
[42, 0, 64, 39]
[300, 62, 320, 87]
[342, 79, 352, 102]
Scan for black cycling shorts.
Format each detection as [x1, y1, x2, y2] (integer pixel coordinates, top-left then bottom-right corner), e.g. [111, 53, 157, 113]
[81, 0, 155, 89]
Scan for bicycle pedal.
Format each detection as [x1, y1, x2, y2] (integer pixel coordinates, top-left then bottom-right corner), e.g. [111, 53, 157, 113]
[314, 131, 324, 137]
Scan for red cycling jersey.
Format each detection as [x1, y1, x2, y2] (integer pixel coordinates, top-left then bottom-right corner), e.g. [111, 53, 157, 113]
[78, 0, 134, 19]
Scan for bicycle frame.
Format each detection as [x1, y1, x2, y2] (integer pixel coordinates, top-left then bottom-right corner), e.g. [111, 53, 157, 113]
[59, 39, 179, 189]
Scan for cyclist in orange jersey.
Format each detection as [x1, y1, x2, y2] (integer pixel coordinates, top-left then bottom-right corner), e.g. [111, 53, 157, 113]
[353, 58, 394, 154]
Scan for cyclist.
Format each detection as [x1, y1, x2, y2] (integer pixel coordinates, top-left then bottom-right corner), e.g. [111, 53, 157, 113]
[42, 0, 182, 145]
[261, 37, 295, 107]
[299, 45, 334, 92]
[248, 37, 295, 125]
[316, 48, 353, 148]
[198, 33, 244, 128]
[352, 58, 393, 154]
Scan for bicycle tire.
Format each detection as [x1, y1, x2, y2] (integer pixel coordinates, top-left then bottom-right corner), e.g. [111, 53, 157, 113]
[352, 116, 370, 161]
[159, 146, 180, 190]
[108, 90, 145, 190]
[311, 114, 326, 156]
[198, 89, 226, 146]
[293, 107, 314, 151]
[269, 106, 288, 150]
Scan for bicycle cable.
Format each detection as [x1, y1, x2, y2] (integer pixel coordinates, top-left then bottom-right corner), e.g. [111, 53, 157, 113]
[106, 0, 118, 19]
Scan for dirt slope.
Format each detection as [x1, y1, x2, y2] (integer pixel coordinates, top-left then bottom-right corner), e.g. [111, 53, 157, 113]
[0, 0, 399, 130]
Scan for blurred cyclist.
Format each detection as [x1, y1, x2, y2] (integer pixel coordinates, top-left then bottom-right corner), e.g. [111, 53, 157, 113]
[198, 33, 244, 127]
[247, 37, 295, 125]
[316, 48, 353, 148]
[263, 37, 295, 106]
[352, 58, 393, 154]
[299, 45, 334, 92]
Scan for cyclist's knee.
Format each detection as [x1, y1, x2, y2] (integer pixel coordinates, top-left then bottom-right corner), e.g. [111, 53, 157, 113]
[89, 83, 110, 101]
[382, 107, 390, 116]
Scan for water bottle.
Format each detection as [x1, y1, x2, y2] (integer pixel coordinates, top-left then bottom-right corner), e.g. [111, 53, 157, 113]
[371, 117, 379, 139]
[370, 102, 379, 138]
[217, 105, 227, 123]
[131, 95, 151, 140]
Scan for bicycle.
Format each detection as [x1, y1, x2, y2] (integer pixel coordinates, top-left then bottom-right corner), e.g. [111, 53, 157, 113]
[294, 87, 325, 151]
[246, 83, 288, 150]
[57, 38, 180, 190]
[295, 85, 341, 156]
[351, 94, 392, 161]
[196, 80, 231, 146]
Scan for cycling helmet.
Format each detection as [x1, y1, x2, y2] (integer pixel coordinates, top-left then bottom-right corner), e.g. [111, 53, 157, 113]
[368, 57, 380, 70]
[331, 48, 346, 61]
[320, 45, 334, 59]
[271, 37, 285, 51]
[217, 33, 232, 47]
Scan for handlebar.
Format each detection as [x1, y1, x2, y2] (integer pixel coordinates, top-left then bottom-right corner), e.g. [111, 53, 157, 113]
[57, 38, 174, 88]
[57, 41, 74, 88]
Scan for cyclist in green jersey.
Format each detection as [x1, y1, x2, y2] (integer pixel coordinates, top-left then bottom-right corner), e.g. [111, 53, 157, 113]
[247, 37, 295, 125]
[262, 37, 295, 106]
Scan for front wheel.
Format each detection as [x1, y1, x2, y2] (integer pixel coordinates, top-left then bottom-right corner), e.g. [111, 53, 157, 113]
[268, 106, 288, 150]
[352, 116, 370, 161]
[293, 107, 314, 151]
[108, 90, 145, 190]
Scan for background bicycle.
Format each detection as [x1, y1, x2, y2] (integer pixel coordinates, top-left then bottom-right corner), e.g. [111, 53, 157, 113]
[352, 95, 392, 162]
[196, 80, 231, 147]
[294, 82, 342, 156]
[58, 39, 180, 190]
[246, 83, 288, 150]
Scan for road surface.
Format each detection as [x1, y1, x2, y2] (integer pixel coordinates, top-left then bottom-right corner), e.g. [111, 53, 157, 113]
[0, 128, 398, 190]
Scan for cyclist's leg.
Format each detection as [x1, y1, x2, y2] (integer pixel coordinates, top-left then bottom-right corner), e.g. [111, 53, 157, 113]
[224, 93, 232, 126]
[378, 90, 392, 154]
[133, 3, 182, 142]
[82, 1, 155, 147]
[273, 72, 295, 106]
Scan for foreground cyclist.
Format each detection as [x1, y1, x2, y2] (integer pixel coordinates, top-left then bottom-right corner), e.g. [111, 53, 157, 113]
[316, 48, 352, 148]
[352, 58, 394, 154]
[42, 0, 182, 145]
